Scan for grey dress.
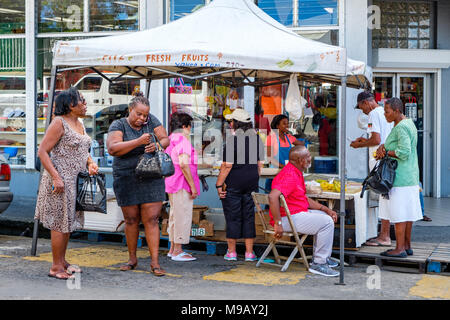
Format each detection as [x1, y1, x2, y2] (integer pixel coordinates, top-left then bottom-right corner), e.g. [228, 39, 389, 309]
[108, 115, 165, 207]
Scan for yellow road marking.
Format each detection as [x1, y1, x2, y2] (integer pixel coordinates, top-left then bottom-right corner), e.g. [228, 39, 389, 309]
[203, 264, 308, 286]
[106, 267, 182, 278]
[409, 275, 450, 299]
[23, 245, 182, 277]
[0, 254, 12, 258]
[24, 246, 150, 268]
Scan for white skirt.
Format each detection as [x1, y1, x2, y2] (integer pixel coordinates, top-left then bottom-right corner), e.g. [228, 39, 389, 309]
[378, 185, 422, 223]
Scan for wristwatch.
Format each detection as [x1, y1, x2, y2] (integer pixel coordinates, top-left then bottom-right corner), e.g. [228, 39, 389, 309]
[276, 220, 282, 226]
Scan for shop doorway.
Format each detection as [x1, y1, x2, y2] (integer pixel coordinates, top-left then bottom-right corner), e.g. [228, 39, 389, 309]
[373, 74, 433, 195]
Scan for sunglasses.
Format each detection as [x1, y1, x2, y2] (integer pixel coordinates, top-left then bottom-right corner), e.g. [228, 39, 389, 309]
[79, 97, 86, 104]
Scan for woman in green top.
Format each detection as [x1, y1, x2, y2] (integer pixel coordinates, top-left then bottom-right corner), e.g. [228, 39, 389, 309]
[375, 97, 422, 258]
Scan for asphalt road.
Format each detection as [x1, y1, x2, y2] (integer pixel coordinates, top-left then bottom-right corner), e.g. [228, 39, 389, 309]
[0, 196, 449, 300]
[0, 235, 449, 300]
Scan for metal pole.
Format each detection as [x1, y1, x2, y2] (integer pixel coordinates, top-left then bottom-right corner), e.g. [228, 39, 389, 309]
[337, 76, 347, 285]
[31, 66, 58, 256]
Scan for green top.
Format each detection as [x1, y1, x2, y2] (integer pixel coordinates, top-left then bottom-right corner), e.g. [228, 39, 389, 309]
[384, 118, 419, 187]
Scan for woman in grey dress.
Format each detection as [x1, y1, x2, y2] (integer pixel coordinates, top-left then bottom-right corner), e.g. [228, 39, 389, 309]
[107, 92, 169, 276]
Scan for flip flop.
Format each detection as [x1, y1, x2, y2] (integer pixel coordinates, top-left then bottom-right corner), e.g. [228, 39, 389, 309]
[120, 263, 137, 271]
[421, 216, 432, 222]
[171, 252, 196, 262]
[380, 250, 407, 258]
[150, 266, 166, 277]
[48, 271, 75, 280]
[364, 239, 392, 247]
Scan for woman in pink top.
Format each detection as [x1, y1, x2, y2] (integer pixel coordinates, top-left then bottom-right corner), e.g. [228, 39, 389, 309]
[165, 112, 200, 261]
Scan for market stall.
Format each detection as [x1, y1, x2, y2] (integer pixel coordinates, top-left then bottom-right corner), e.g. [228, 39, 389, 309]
[32, 0, 372, 283]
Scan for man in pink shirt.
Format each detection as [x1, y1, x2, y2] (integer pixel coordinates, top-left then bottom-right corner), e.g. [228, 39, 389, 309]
[269, 146, 339, 277]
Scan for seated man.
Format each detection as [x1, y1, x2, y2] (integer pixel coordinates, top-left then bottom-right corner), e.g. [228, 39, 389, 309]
[268, 145, 339, 277]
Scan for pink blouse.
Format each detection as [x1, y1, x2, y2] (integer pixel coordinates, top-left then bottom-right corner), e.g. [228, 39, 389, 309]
[164, 133, 201, 195]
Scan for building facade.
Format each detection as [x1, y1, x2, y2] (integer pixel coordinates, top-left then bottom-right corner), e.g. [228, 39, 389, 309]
[0, 0, 449, 201]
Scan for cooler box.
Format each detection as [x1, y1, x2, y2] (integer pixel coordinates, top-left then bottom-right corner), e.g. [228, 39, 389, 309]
[314, 156, 338, 174]
[83, 189, 124, 232]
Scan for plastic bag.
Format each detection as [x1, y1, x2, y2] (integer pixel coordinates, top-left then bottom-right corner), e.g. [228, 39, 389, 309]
[285, 73, 306, 121]
[76, 172, 107, 214]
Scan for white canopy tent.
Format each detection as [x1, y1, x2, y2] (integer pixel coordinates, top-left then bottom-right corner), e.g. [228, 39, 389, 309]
[32, 0, 372, 284]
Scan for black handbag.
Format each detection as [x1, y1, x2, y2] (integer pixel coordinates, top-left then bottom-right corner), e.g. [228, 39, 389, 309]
[76, 171, 107, 213]
[135, 132, 175, 179]
[360, 153, 398, 199]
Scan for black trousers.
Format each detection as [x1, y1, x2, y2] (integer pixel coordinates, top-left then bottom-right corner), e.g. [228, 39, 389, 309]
[221, 187, 256, 239]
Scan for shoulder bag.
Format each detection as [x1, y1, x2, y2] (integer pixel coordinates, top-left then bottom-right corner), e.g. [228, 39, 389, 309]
[135, 128, 175, 179]
[360, 153, 398, 199]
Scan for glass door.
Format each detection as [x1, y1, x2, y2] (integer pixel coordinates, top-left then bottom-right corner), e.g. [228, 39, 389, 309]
[373, 75, 395, 107]
[396, 75, 427, 190]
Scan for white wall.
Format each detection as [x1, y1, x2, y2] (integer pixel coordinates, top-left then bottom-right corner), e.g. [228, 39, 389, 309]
[344, 0, 369, 180]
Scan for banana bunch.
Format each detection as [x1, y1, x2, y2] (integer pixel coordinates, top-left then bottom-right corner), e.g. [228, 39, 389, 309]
[316, 179, 347, 193]
[316, 180, 335, 192]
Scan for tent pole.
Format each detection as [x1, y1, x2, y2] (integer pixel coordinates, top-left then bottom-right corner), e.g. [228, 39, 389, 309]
[31, 66, 58, 256]
[337, 76, 347, 285]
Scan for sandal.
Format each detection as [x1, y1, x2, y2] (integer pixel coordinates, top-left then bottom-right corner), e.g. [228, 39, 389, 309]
[364, 239, 391, 247]
[48, 271, 75, 280]
[150, 265, 166, 277]
[171, 252, 196, 262]
[421, 215, 432, 222]
[120, 262, 137, 271]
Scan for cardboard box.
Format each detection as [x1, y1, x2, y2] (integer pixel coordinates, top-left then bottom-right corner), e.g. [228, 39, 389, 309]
[192, 219, 214, 237]
[192, 205, 208, 224]
[192, 211, 205, 225]
[161, 219, 169, 236]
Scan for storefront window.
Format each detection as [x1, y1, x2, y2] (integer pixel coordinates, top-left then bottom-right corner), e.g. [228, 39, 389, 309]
[38, 0, 84, 33]
[0, 0, 25, 34]
[298, 0, 338, 26]
[372, 0, 433, 49]
[168, 78, 247, 164]
[166, 76, 338, 173]
[257, 0, 294, 26]
[170, 0, 206, 21]
[257, 0, 338, 27]
[90, 0, 139, 31]
[256, 81, 338, 173]
[373, 76, 393, 107]
[0, 73, 27, 165]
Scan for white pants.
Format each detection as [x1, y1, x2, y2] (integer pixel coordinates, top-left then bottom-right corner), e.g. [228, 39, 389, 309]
[281, 210, 334, 265]
[168, 189, 193, 244]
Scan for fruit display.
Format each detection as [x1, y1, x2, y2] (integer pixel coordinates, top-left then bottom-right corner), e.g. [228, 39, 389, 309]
[316, 179, 347, 193]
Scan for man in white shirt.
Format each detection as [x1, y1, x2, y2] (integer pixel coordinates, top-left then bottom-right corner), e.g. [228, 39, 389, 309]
[350, 91, 393, 247]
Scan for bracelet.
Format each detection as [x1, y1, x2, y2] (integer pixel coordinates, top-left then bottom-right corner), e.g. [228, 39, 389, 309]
[216, 184, 223, 189]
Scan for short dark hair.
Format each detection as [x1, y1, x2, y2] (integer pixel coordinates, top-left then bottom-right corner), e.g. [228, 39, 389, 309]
[170, 112, 193, 132]
[129, 91, 150, 109]
[54, 87, 80, 116]
[270, 114, 288, 130]
[232, 119, 253, 132]
[385, 97, 404, 114]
